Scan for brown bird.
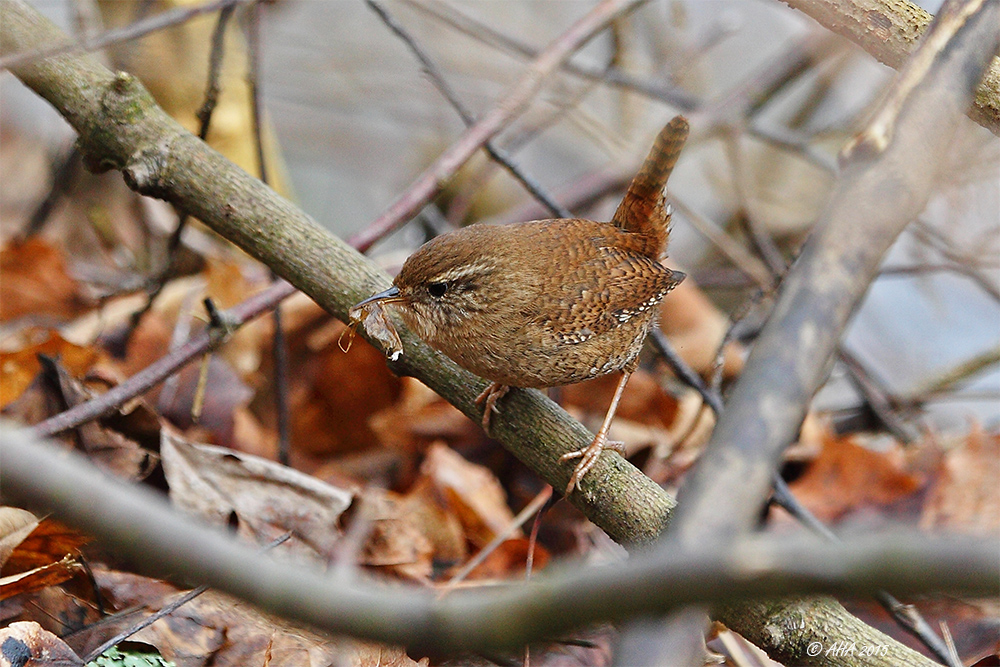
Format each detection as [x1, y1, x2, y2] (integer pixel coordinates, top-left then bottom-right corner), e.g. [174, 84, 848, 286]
[354, 116, 689, 494]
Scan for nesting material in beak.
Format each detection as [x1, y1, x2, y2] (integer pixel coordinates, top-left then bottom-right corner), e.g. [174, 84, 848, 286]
[341, 286, 405, 360]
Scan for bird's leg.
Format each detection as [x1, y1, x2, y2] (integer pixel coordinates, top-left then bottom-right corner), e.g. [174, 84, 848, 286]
[560, 371, 631, 494]
[474, 382, 510, 433]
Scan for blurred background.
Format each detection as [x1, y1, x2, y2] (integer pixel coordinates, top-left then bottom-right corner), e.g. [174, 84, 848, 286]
[2, 0, 997, 432]
[2, 1, 999, 662]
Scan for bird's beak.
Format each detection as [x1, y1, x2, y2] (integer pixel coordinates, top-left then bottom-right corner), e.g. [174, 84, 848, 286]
[354, 285, 403, 309]
[669, 269, 686, 286]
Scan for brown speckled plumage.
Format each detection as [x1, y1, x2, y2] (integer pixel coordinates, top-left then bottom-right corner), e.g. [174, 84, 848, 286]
[358, 116, 690, 494]
[391, 219, 682, 388]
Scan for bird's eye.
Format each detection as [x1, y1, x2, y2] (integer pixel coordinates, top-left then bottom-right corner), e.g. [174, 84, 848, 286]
[427, 282, 448, 298]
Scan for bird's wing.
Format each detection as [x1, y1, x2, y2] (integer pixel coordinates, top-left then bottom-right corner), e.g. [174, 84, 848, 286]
[538, 245, 683, 345]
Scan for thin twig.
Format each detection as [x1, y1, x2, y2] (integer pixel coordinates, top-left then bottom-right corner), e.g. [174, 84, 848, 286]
[82, 532, 292, 662]
[398, 0, 699, 111]
[670, 195, 774, 288]
[244, 0, 291, 465]
[837, 347, 919, 443]
[648, 327, 723, 415]
[195, 3, 236, 139]
[88, 586, 211, 663]
[438, 486, 553, 597]
[245, 1, 267, 186]
[121, 2, 237, 349]
[441, 67, 600, 225]
[489, 166, 632, 226]
[523, 495, 546, 667]
[0, 0, 245, 70]
[365, 0, 571, 219]
[29, 280, 297, 438]
[908, 343, 1000, 399]
[21, 145, 80, 239]
[157, 287, 201, 414]
[909, 220, 1000, 303]
[347, 0, 645, 252]
[724, 139, 789, 278]
[876, 592, 962, 667]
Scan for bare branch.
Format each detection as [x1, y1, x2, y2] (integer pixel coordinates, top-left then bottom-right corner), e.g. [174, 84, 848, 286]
[30, 281, 296, 438]
[365, 0, 571, 219]
[2, 1, 991, 661]
[782, 0, 1000, 134]
[668, 0, 999, 546]
[347, 0, 645, 252]
[1, 429, 996, 654]
[0, 0, 245, 70]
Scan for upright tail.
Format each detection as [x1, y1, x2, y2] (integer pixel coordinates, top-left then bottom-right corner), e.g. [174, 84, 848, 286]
[611, 116, 689, 259]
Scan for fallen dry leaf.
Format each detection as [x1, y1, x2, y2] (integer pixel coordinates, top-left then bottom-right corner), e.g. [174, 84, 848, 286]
[353, 489, 434, 582]
[367, 379, 478, 484]
[419, 442, 516, 548]
[788, 433, 925, 524]
[90, 569, 424, 667]
[0, 621, 83, 666]
[1, 356, 158, 480]
[0, 511, 89, 601]
[0, 556, 83, 600]
[921, 427, 1000, 534]
[45, 355, 158, 480]
[0, 332, 101, 407]
[228, 404, 277, 460]
[2, 516, 89, 573]
[399, 477, 468, 566]
[0, 507, 38, 569]
[157, 354, 254, 447]
[1, 576, 103, 640]
[160, 431, 353, 562]
[0, 238, 91, 323]
[1, 366, 66, 429]
[284, 319, 403, 463]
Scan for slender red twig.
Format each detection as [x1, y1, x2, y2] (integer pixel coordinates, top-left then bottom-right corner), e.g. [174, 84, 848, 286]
[347, 0, 643, 252]
[30, 281, 297, 438]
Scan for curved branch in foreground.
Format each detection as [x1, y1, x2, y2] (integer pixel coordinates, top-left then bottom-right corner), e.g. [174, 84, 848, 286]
[0, 0, 668, 551]
[667, 0, 999, 545]
[0, 1, 990, 663]
[659, 1, 999, 661]
[2, 429, 997, 653]
[782, 0, 1000, 134]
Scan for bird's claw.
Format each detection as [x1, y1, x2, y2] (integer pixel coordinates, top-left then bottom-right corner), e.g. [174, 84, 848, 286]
[560, 436, 624, 494]
[474, 382, 509, 434]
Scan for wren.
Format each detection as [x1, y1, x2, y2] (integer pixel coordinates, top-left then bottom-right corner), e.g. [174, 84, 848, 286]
[354, 116, 689, 494]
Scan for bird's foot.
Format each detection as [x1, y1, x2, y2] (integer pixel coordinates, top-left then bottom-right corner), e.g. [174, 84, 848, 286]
[474, 382, 509, 434]
[559, 435, 625, 494]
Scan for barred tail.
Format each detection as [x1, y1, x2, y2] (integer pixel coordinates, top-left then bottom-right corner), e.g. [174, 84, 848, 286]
[611, 116, 689, 258]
